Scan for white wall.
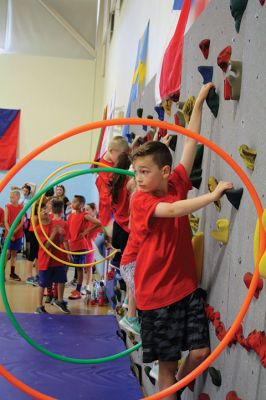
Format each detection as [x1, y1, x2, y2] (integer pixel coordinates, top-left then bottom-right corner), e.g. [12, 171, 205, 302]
[0, 54, 97, 162]
[101, 0, 180, 110]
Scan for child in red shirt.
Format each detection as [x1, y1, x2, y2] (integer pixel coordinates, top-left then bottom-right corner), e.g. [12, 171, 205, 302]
[125, 83, 234, 398]
[4, 190, 24, 281]
[68, 195, 101, 300]
[35, 202, 70, 314]
[0, 207, 4, 228]
[96, 136, 129, 228]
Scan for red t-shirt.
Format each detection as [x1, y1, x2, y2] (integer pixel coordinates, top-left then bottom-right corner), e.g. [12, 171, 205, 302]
[130, 164, 197, 311]
[4, 204, 24, 239]
[0, 207, 4, 227]
[52, 218, 70, 262]
[95, 155, 114, 226]
[112, 181, 130, 233]
[68, 212, 88, 251]
[36, 220, 64, 270]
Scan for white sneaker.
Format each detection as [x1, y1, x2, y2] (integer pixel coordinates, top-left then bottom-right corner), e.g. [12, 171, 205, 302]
[119, 316, 140, 335]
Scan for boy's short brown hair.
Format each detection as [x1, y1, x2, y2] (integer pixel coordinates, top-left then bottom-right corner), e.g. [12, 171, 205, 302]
[132, 141, 172, 169]
[108, 136, 129, 153]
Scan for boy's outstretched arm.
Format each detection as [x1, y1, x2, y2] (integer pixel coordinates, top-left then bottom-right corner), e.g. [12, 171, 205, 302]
[180, 82, 214, 176]
[154, 181, 233, 218]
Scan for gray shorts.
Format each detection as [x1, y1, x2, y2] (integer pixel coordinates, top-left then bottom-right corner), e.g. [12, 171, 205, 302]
[120, 261, 136, 295]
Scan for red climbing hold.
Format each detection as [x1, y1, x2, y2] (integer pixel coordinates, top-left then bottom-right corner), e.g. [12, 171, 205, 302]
[226, 391, 241, 400]
[217, 46, 232, 73]
[224, 78, 232, 100]
[198, 394, 210, 400]
[243, 272, 264, 299]
[260, 0, 265, 5]
[199, 39, 210, 59]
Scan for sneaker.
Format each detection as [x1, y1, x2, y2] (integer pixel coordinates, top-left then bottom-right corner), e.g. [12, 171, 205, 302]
[80, 286, 87, 295]
[53, 300, 71, 314]
[68, 290, 81, 300]
[26, 276, 38, 286]
[122, 296, 129, 309]
[119, 316, 141, 335]
[45, 295, 54, 304]
[10, 272, 21, 281]
[34, 306, 48, 314]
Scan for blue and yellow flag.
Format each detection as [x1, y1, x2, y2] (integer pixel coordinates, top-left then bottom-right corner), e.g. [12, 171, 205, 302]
[122, 21, 149, 139]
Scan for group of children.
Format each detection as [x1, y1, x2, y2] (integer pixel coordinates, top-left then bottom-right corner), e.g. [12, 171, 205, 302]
[1, 82, 234, 398]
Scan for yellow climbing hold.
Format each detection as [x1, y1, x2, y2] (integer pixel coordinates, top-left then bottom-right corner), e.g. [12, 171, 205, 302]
[208, 176, 221, 212]
[238, 144, 257, 171]
[192, 231, 204, 283]
[182, 96, 196, 124]
[253, 209, 266, 278]
[211, 219, 229, 244]
[189, 214, 200, 233]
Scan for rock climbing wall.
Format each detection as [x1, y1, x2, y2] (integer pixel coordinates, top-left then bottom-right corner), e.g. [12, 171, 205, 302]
[177, 1, 266, 399]
[125, 1, 266, 398]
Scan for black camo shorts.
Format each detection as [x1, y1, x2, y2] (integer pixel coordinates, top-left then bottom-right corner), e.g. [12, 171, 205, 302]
[138, 288, 210, 363]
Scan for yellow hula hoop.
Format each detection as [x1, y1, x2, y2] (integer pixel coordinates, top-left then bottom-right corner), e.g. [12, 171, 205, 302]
[32, 160, 112, 256]
[31, 161, 118, 267]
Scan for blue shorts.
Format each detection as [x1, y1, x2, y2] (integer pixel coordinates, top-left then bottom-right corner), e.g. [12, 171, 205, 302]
[72, 252, 86, 266]
[8, 238, 22, 252]
[38, 266, 67, 288]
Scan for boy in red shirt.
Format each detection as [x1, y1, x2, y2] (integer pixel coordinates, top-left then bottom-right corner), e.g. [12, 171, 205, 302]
[4, 190, 25, 281]
[127, 83, 233, 399]
[96, 136, 129, 228]
[68, 195, 101, 300]
[35, 202, 70, 314]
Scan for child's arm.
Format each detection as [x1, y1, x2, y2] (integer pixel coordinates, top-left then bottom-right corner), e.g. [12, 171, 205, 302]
[180, 83, 214, 176]
[13, 215, 25, 235]
[4, 207, 10, 232]
[81, 215, 101, 237]
[26, 182, 37, 196]
[154, 181, 233, 218]
[44, 226, 61, 249]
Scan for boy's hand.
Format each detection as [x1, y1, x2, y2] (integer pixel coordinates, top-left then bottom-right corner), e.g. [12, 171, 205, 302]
[10, 235, 15, 242]
[211, 181, 234, 201]
[196, 82, 215, 105]
[161, 134, 172, 147]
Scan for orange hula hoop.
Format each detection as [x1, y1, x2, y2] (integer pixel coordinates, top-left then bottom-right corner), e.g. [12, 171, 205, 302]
[0, 118, 265, 399]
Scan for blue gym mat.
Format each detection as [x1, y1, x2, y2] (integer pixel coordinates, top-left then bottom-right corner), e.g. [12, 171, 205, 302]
[0, 313, 142, 399]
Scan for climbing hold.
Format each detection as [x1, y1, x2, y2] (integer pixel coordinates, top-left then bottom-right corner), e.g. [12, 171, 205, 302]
[174, 110, 186, 128]
[209, 366, 222, 386]
[194, 144, 204, 170]
[243, 272, 264, 299]
[217, 46, 232, 73]
[199, 38, 211, 59]
[169, 135, 178, 152]
[189, 214, 199, 233]
[126, 132, 136, 143]
[198, 66, 213, 84]
[190, 170, 202, 190]
[182, 96, 196, 124]
[260, 0, 265, 5]
[226, 60, 242, 100]
[230, 0, 248, 33]
[199, 394, 210, 400]
[226, 391, 242, 400]
[162, 98, 173, 116]
[136, 108, 143, 118]
[225, 187, 244, 210]
[189, 145, 204, 189]
[208, 176, 221, 212]
[143, 115, 154, 132]
[211, 219, 229, 245]
[224, 78, 232, 100]
[154, 105, 165, 121]
[238, 144, 257, 170]
[253, 208, 266, 278]
[206, 87, 219, 118]
[192, 231, 204, 283]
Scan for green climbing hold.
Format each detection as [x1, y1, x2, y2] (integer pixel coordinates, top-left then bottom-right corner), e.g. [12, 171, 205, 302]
[209, 366, 222, 386]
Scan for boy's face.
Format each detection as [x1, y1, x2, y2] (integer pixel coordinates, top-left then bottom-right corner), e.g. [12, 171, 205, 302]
[40, 206, 49, 220]
[10, 192, 20, 205]
[71, 198, 83, 211]
[85, 205, 96, 217]
[133, 156, 170, 194]
[55, 186, 64, 197]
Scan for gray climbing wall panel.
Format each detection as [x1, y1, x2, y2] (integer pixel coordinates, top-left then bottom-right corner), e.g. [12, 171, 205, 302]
[178, 1, 266, 399]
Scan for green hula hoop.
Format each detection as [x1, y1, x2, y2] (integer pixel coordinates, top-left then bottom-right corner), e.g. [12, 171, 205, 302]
[0, 167, 141, 364]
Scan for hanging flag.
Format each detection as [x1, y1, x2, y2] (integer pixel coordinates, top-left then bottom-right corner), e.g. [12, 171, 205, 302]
[0, 108, 20, 170]
[122, 21, 149, 139]
[155, 0, 210, 105]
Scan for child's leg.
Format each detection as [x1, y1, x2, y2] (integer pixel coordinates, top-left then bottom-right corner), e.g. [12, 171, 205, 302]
[158, 360, 179, 400]
[57, 283, 64, 302]
[10, 250, 17, 271]
[37, 286, 45, 307]
[127, 287, 137, 318]
[176, 347, 210, 382]
[85, 267, 92, 286]
[76, 267, 83, 291]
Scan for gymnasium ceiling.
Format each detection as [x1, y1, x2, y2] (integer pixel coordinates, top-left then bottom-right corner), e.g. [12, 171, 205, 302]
[0, 0, 99, 59]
